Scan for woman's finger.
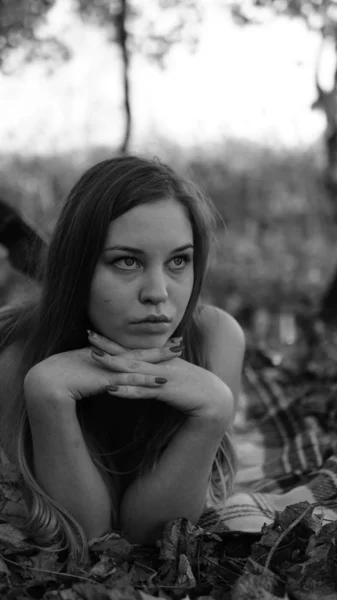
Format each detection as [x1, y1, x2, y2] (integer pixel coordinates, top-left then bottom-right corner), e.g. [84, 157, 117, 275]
[89, 329, 182, 351]
[88, 331, 184, 364]
[91, 347, 183, 372]
[87, 331, 127, 355]
[106, 372, 168, 388]
[106, 385, 163, 399]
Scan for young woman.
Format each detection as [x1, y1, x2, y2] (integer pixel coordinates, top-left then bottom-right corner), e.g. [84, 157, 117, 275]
[0, 155, 245, 564]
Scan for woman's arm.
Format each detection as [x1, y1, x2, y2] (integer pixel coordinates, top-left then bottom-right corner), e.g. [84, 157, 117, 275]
[22, 342, 192, 543]
[200, 305, 246, 416]
[26, 392, 113, 540]
[120, 409, 228, 545]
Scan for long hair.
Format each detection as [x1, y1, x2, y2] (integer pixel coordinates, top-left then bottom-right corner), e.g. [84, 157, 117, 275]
[0, 155, 237, 564]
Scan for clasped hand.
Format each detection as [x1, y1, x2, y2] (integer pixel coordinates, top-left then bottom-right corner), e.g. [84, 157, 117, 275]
[88, 331, 233, 426]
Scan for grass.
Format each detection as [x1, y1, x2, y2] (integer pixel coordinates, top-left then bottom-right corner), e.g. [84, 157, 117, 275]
[1, 137, 336, 346]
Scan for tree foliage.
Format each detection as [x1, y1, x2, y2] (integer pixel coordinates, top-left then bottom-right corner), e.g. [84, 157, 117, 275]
[75, 0, 202, 68]
[72, 0, 203, 151]
[229, 0, 337, 38]
[0, 0, 203, 150]
[0, 0, 203, 71]
[229, 0, 337, 188]
[0, 0, 70, 71]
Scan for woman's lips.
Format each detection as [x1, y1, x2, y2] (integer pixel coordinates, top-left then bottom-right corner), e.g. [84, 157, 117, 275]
[130, 321, 171, 333]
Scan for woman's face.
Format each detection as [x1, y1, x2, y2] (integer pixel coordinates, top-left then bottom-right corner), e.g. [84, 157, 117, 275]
[88, 198, 194, 349]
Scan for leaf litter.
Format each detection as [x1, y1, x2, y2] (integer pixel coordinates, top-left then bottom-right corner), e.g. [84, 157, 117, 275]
[0, 500, 333, 600]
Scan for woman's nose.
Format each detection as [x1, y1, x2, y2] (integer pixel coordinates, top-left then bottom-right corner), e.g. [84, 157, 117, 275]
[140, 270, 169, 304]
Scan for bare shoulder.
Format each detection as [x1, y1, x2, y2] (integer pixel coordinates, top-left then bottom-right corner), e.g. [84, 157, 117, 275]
[199, 304, 245, 409]
[199, 304, 245, 361]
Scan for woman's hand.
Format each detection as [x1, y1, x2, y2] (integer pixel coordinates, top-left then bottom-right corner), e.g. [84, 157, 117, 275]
[88, 332, 233, 426]
[23, 337, 183, 407]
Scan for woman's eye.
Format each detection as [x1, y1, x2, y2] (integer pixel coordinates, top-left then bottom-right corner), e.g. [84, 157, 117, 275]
[170, 255, 190, 269]
[114, 257, 139, 269]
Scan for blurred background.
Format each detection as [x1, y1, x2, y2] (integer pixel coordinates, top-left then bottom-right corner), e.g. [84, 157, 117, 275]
[2, 0, 337, 362]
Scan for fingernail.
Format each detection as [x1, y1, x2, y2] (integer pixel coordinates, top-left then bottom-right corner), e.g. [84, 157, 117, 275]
[155, 378, 167, 384]
[87, 330, 96, 338]
[92, 347, 104, 357]
[170, 344, 184, 353]
[169, 336, 183, 344]
[107, 385, 119, 392]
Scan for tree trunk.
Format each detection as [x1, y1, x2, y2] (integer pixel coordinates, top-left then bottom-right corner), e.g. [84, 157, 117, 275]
[311, 38, 337, 192]
[313, 42, 337, 321]
[117, 0, 131, 154]
[319, 268, 337, 323]
[323, 67, 337, 194]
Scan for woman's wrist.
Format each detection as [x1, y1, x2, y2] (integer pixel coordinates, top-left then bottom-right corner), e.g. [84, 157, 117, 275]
[188, 384, 234, 433]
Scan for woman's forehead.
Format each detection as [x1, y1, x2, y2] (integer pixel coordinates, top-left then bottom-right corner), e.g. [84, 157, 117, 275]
[105, 200, 193, 248]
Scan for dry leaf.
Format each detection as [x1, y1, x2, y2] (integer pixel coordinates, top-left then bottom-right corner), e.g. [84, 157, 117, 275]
[139, 592, 164, 600]
[159, 518, 202, 562]
[274, 502, 321, 535]
[59, 590, 78, 600]
[88, 555, 117, 581]
[232, 572, 289, 600]
[0, 522, 28, 550]
[286, 522, 337, 600]
[62, 582, 141, 600]
[89, 534, 133, 562]
[176, 554, 196, 587]
[232, 559, 287, 600]
[0, 555, 9, 575]
[259, 526, 282, 549]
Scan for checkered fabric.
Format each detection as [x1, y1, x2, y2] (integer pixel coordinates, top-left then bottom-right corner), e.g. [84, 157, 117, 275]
[199, 342, 337, 532]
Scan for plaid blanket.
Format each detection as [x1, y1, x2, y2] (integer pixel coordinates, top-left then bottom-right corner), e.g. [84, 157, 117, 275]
[199, 340, 337, 532]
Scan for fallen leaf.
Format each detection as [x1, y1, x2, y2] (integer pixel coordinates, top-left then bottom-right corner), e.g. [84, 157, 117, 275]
[258, 526, 282, 549]
[274, 502, 321, 535]
[286, 521, 337, 599]
[287, 566, 337, 600]
[232, 571, 289, 600]
[0, 523, 28, 550]
[158, 518, 203, 562]
[232, 559, 287, 600]
[251, 525, 293, 570]
[129, 562, 156, 586]
[306, 521, 337, 551]
[59, 590, 78, 600]
[90, 535, 134, 562]
[251, 503, 320, 573]
[61, 582, 141, 600]
[139, 592, 166, 600]
[176, 554, 196, 587]
[88, 555, 117, 581]
[0, 555, 9, 575]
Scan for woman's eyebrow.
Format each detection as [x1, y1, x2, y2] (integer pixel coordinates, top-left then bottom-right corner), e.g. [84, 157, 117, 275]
[103, 244, 194, 254]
